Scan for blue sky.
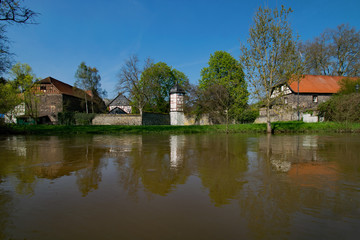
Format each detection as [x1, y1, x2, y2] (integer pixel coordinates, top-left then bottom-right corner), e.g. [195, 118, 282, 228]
[6, 0, 360, 99]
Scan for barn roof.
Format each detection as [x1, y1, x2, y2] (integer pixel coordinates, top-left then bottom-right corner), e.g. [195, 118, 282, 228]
[37, 77, 90, 98]
[288, 75, 357, 94]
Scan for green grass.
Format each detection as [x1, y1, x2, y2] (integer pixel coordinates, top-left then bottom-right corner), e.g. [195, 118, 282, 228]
[1, 121, 360, 135]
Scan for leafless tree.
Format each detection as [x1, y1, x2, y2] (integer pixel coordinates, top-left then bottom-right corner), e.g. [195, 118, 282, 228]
[117, 55, 153, 115]
[0, 0, 38, 24]
[299, 34, 331, 75]
[330, 24, 360, 76]
[300, 24, 360, 77]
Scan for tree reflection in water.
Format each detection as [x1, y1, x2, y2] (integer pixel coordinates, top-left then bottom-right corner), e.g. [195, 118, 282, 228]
[1, 134, 360, 239]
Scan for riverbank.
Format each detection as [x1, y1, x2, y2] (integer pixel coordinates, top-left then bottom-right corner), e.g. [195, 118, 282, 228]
[1, 121, 360, 135]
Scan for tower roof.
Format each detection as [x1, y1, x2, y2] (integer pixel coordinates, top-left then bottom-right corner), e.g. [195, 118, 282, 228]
[170, 83, 185, 94]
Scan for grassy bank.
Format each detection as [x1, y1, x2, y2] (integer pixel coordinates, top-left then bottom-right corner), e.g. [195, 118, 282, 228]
[1, 121, 360, 135]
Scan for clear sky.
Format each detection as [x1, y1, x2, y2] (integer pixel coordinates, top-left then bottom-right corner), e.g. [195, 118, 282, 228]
[6, 0, 360, 99]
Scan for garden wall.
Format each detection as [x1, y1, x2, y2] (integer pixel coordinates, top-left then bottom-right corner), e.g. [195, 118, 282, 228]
[92, 112, 170, 126]
[92, 114, 142, 125]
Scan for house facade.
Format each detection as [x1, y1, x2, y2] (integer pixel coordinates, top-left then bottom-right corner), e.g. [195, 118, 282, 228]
[108, 93, 132, 114]
[33, 77, 92, 123]
[255, 75, 355, 123]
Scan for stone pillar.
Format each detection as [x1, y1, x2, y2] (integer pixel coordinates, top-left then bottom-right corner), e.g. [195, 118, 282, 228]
[169, 84, 185, 125]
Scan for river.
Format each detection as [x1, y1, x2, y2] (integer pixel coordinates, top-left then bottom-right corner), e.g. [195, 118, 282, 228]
[0, 134, 360, 239]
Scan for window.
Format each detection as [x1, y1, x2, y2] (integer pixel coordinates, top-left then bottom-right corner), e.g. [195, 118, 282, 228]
[313, 95, 318, 103]
[40, 86, 46, 92]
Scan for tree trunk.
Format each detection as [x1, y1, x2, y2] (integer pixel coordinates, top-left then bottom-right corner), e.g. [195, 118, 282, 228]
[266, 105, 272, 133]
[84, 93, 88, 114]
[91, 96, 94, 113]
[226, 110, 229, 134]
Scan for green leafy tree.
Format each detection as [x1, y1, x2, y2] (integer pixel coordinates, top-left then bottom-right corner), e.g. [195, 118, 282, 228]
[140, 62, 189, 113]
[199, 51, 248, 130]
[338, 77, 360, 94]
[75, 62, 106, 113]
[240, 6, 303, 133]
[75, 62, 90, 113]
[0, 81, 21, 115]
[8, 63, 38, 121]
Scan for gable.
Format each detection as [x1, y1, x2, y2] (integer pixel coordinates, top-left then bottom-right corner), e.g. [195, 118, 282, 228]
[109, 93, 130, 106]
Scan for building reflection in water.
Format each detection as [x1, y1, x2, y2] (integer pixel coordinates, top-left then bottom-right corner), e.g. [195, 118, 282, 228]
[1, 134, 360, 239]
[170, 135, 185, 170]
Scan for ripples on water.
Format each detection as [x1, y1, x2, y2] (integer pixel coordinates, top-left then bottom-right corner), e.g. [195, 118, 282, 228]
[0, 134, 360, 239]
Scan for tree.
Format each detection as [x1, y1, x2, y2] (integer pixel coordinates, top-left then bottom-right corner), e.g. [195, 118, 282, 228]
[199, 51, 248, 130]
[75, 62, 90, 113]
[0, 0, 38, 76]
[0, 81, 21, 115]
[240, 5, 303, 133]
[330, 24, 360, 76]
[0, 0, 38, 23]
[140, 61, 189, 113]
[87, 66, 106, 113]
[0, 24, 11, 75]
[299, 34, 331, 75]
[300, 24, 360, 77]
[8, 63, 38, 121]
[75, 62, 105, 113]
[117, 55, 152, 115]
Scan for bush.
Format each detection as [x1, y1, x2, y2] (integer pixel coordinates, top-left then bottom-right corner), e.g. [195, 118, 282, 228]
[318, 93, 360, 122]
[58, 112, 96, 125]
[74, 113, 96, 125]
[58, 112, 75, 125]
[237, 107, 259, 123]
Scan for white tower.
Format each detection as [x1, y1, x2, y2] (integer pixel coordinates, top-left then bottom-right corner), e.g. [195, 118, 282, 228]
[170, 84, 185, 125]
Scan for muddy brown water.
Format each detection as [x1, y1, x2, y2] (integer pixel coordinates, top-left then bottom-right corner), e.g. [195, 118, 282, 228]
[0, 134, 360, 239]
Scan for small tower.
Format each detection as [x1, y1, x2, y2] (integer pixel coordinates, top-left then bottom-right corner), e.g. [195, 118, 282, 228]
[170, 83, 185, 125]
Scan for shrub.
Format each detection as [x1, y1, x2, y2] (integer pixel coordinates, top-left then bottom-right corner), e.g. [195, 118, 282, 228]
[318, 93, 360, 122]
[237, 107, 259, 123]
[74, 113, 96, 125]
[58, 112, 75, 125]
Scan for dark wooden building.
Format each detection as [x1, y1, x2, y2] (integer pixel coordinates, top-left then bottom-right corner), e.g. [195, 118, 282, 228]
[33, 77, 104, 123]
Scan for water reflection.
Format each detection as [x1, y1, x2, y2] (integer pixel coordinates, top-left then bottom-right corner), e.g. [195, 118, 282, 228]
[0, 136, 108, 196]
[0, 134, 360, 239]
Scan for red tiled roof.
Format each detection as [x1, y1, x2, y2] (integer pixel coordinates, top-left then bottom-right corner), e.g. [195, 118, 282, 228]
[37, 77, 90, 99]
[288, 75, 358, 94]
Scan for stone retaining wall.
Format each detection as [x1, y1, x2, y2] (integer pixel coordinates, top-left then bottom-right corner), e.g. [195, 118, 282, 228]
[92, 114, 142, 125]
[92, 112, 171, 125]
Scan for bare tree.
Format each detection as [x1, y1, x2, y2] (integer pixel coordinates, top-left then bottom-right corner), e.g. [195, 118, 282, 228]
[299, 34, 331, 75]
[117, 55, 152, 115]
[0, 0, 38, 75]
[0, 0, 38, 24]
[300, 24, 360, 77]
[240, 6, 303, 133]
[330, 24, 360, 76]
[198, 84, 232, 132]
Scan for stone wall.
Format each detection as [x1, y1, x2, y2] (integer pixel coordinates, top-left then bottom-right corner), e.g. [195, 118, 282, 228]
[92, 114, 142, 125]
[255, 106, 299, 123]
[38, 94, 63, 122]
[285, 93, 332, 110]
[92, 112, 170, 126]
[142, 112, 170, 125]
[184, 114, 212, 125]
